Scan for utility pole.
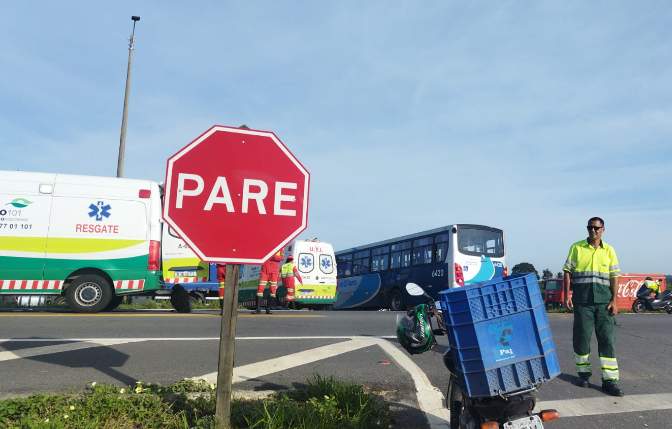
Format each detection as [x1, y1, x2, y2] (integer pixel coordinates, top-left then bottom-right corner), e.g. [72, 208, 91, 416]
[116, 15, 140, 178]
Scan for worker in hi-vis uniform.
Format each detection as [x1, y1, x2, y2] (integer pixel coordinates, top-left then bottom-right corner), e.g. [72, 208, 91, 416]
[642, 276, 660, 299]
[281, 255, 303, 304]
[563, 216, 623, 397]
[216, 263, 226, 314]
[256, 250, 283, 314]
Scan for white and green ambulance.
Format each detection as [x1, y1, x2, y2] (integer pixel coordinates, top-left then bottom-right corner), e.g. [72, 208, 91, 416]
[237, 239, 338, 309]
[0, 171, 163, 312]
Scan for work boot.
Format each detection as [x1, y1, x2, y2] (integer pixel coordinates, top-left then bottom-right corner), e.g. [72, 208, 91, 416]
[602, 381, 624, 397]
[266, 296, 275, 314]
[575, 374, 590, 388]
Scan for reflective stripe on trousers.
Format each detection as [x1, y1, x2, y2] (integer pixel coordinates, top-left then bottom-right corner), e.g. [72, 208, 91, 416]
[258, 281, 278, 297]
[575, 353, 591, 374]
[601, 356, 619, 381]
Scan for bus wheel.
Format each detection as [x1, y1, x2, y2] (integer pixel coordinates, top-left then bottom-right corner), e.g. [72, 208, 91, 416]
[65, 274, 113, 313]
[104, 295, 123, 311]
[170, 285, 192, 313]
[389, 289, 404, 311]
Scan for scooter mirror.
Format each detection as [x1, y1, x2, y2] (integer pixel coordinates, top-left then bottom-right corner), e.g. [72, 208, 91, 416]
[406, 283, 425, 296]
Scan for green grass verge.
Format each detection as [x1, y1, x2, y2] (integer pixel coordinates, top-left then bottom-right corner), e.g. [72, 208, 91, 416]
[0, 376, 390, 429]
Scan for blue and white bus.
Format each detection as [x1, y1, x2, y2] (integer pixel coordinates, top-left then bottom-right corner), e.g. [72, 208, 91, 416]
[334, 224, 506, 310]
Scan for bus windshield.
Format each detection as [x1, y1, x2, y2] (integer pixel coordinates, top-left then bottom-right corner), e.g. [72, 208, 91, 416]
[457, 226, 504, 257]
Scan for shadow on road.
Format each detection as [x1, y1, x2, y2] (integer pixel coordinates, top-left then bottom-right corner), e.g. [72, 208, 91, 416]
[0, 337, 137, 387]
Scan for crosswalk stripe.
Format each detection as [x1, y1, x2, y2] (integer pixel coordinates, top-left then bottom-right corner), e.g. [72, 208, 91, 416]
[536, 392, 672, 417]
[191, 338, 374, 384]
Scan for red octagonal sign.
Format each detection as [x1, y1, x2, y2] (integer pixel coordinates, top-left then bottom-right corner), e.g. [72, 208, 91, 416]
[163, 125, 310, 263]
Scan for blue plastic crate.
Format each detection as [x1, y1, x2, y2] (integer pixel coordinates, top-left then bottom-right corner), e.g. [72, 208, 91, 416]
[438, 273, 561, 397]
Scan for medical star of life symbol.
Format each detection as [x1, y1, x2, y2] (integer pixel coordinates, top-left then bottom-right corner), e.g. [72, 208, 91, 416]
[300, 255, 313, 270]
[321, 257, 332, 270]
[88, 201, 112, 221]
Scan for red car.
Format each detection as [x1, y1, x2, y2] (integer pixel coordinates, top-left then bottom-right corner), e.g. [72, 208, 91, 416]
[542, 278, 567, 309]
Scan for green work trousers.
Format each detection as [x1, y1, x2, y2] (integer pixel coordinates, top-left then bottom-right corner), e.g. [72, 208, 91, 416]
[573, 304, 618, 380]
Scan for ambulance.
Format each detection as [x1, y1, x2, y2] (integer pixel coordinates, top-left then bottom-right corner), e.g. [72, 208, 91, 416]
[238, 239, 338, 309]
[0, 171, 163, 312]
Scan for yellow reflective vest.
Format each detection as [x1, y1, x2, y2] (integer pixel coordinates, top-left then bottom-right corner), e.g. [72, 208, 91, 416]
[563, 239, 620, 304]
[281, 262, 296, 278]
[644, 280, 660, 293]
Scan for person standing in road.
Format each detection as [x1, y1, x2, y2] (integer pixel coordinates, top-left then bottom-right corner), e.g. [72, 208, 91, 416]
[216, 263, 226, 314]
[563, 216, 624, 397]
[256, 250, 283, 314]
[281, 255, 303, 305]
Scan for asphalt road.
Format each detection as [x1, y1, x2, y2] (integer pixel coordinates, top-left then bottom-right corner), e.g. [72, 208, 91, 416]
[0, 308, 671, 429]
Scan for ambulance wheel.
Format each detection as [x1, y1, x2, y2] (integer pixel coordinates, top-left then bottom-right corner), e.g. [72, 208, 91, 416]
[104, 295, 123, 312]
[170, 285, 192, 313]
[65, 274, 113, 313]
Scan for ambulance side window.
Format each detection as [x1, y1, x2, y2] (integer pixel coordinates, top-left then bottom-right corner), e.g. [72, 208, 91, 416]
[298, 253, 314, 273]
[319, 254, 334, 274]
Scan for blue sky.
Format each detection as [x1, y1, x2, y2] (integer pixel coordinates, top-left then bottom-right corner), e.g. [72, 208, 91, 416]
[1, 1, 670, 273]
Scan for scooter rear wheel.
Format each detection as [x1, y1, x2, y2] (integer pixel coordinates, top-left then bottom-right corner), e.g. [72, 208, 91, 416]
[447, 376, 479, 429]
[666, 305, 672, 315]
[632, 300, 645, 313]
[447, 377, 463, 429]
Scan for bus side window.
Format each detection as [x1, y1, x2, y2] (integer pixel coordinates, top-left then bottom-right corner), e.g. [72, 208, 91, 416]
[412, 237, 433, 265]
[390, 252, 402, 269]
[371, 246, 390, 272]
[434, 233, 449, 262]
[391, 241, 411, 268]
[402, 250, 411, 268]
[353, 250, 370, 275]
[337, 254, 352, 277]
[353, 257, 370, 275]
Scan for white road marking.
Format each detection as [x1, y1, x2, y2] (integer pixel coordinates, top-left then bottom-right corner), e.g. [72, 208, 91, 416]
[536, 392, 672, 417]
[0, 339, 145, 362]
[368, 337, 450, 429]
[192, 337, 374, 384]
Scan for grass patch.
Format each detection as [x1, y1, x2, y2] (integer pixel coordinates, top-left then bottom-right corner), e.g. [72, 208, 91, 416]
[118, 299, 177, 310]
[0, 376, 390, 429]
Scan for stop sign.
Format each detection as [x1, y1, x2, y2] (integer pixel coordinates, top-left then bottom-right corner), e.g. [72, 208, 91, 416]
[163, 125, 310, 263]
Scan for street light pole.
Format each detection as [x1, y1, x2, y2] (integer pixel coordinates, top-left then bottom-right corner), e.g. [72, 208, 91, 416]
[116, 15, 141, 178]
